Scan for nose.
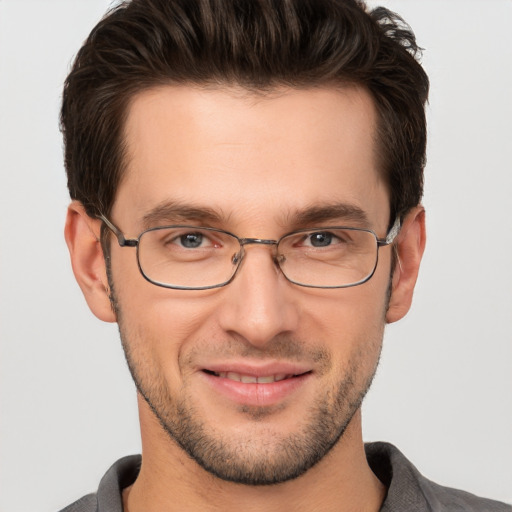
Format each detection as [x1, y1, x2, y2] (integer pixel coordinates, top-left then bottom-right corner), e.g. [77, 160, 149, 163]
[217, 244, 300, 349]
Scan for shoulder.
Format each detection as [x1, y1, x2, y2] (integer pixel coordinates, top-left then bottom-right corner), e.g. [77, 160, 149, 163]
[421, 478, 511, 512]
[57, 455, 141, 512]
[365, 442, 511, 512]
[59, 493, 97, 512]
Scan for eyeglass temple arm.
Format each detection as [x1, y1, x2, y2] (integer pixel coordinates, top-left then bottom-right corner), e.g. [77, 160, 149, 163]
[378, 217, 401, 246]
[98, 214, 138, 247]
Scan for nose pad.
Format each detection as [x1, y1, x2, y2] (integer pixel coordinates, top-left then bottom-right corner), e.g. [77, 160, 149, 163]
[231, 247, 245, 266]
[233, 243, 284, 277]
[275, 253, 286, 266]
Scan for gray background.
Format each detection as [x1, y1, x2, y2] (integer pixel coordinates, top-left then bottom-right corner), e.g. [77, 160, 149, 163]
[1, 1, 511, 511]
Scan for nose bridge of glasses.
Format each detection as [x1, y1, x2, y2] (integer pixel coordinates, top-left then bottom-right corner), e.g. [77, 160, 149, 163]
[239, 238, 278, 247]
[232, 238, 280, 266]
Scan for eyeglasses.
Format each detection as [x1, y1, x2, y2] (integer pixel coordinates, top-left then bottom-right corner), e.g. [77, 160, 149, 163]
[99, 215, 401, 290]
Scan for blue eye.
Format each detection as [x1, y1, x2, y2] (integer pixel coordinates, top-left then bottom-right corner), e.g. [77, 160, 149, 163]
[309, 232, 333, 247]
[180, 233, 204, 248]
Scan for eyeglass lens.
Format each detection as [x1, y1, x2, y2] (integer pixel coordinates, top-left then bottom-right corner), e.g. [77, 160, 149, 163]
[136, 226, 379, 289]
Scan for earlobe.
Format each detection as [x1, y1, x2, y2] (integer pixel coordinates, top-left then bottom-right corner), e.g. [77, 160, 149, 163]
[386, 206, 426, 324]
[64, 201, 117, 323]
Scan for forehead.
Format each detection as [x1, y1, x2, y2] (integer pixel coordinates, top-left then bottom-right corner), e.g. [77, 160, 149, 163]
[115, 84, 389, 233]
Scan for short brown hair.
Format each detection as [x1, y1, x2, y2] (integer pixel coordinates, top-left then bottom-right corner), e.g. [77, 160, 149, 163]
[61, 0, 429, 222]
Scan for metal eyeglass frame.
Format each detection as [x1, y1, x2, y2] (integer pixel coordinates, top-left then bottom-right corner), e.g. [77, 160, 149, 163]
[98, 214, 401, 290]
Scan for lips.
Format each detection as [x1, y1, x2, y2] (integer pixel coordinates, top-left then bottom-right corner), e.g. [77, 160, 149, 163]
[205, 370, 297, 384]
[200, 364, 312, 406]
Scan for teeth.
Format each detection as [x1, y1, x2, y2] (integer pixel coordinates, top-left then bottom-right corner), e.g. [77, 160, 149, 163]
[257, 375, 276, 384]
[216, 372, 293, 383]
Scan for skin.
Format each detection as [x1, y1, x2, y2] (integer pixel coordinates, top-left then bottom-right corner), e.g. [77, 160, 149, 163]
[65, 85, 426, 512]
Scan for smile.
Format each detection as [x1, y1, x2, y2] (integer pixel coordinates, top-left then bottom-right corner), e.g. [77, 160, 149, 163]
[207, 371, 299, 383]
[201, 368, 312, 406]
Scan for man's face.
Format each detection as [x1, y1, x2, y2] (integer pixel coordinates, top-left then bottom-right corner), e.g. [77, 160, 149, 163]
[108, 85, 392, 484]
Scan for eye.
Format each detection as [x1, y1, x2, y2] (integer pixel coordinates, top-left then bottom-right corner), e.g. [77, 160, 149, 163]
[308, 232, 334, 247]
[302, 231, 346, 248]
[157, 228, 220, 250]
[178, 232, 207, 249]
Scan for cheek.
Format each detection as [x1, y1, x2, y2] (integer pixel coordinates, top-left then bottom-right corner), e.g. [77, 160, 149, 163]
[114, 274, 223, 373]
[302, 280, 388, 369]
[305, 277, 388, 334]
[112, 246, 215, 335]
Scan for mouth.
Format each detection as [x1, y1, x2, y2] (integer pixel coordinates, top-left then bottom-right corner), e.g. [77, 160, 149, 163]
[200, 367, 313, 406]
[202, 369, 310, 384]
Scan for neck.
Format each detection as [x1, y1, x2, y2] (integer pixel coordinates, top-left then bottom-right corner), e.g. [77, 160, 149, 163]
[124, 399, 386, 512]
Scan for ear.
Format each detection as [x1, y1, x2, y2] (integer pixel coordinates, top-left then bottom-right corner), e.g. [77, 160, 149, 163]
[64, 201, 116, 322]
[386, 206, 426, 324]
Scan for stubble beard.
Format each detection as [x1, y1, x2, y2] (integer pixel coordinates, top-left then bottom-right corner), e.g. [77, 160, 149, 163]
[107, 274, 384, 486]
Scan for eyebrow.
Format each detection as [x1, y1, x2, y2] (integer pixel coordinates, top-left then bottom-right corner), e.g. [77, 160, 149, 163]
[140, 200, 370, 231]
[290, 203, 370, 228]
[141, 201, 225, 230]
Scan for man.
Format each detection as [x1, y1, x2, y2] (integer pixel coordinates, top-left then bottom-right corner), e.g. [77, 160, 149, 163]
[60, 0, 510, 511]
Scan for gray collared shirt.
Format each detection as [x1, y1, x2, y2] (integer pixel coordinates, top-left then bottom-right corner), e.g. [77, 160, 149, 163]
[60, 442, 511, 511]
